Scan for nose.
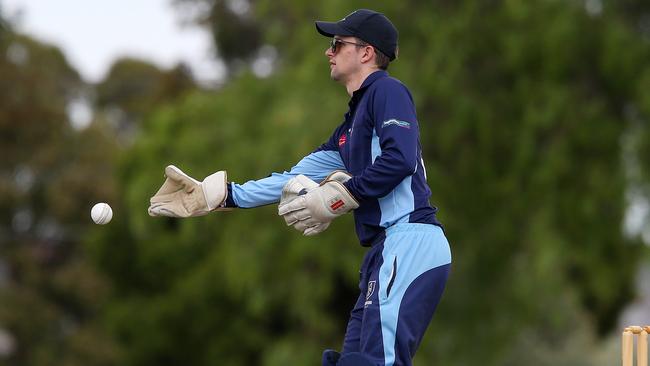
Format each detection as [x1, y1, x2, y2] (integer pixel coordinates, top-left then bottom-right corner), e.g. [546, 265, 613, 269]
[325, 47, 334, 57]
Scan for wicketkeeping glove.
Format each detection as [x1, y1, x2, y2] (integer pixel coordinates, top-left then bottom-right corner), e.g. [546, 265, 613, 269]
[279, 174, 330, 235]
[278, 171, 359, 236]
[148, 165, 228, 218]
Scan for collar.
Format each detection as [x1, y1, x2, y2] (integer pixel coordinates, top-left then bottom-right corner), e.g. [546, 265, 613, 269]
[349, 70, 389, 106]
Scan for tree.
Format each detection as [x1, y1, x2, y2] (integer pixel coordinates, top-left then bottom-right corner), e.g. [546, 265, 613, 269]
[82, 1, 650, 365]
[173, 0, 262, 75]
[94, 58, 197, 143]
[0, 28, 121, 365]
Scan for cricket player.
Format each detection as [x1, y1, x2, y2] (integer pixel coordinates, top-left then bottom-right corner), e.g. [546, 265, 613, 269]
[148, 9, 451, 366]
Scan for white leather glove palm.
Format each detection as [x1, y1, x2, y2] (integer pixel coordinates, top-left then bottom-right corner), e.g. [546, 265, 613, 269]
[148, 165, 228, 218]
[278, 171, 359, 236]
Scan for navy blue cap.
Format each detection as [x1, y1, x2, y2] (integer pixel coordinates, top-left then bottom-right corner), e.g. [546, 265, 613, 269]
[315, 9, 398, 61]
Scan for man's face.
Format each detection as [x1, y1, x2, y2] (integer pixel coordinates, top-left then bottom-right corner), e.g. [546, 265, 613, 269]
[325, 36, 366, 82]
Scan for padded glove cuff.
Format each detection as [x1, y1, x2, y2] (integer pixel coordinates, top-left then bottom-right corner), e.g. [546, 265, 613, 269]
[202, 171, 228, 210]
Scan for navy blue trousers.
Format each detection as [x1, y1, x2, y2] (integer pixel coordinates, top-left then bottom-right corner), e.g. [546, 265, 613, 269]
[341, 224, 451, 366]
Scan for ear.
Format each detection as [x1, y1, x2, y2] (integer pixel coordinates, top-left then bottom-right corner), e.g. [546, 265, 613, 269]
[360, 45, 375, 65]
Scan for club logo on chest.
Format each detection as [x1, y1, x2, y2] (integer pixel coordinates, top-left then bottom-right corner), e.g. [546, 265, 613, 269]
[338, 134, 347, 146]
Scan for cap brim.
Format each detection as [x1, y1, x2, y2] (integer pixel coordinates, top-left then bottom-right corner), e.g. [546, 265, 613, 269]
[315, 21, 354, 37]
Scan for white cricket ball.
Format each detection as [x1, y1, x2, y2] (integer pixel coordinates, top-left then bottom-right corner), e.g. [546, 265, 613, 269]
[91, 202, 113, 225]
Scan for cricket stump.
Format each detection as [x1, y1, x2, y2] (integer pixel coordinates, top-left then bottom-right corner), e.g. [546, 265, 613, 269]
[623, 325, 650, 366]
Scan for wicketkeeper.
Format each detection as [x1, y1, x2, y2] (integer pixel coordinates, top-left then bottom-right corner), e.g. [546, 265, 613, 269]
[149, 9, 451, 366]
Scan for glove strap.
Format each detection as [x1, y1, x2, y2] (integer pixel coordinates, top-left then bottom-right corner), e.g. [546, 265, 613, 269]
[325, 181, 359, 213]
[324, 170, 352, 183]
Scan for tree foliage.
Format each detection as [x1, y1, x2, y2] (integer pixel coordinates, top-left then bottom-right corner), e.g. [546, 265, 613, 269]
[94, 58, 196, 142]
[86, 1, 650, 365]
[0, 28, 122, 365]
[173, 0, 263, 72]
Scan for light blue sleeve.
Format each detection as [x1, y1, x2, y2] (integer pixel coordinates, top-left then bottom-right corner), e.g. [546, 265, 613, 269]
[231, 150, 345, 208]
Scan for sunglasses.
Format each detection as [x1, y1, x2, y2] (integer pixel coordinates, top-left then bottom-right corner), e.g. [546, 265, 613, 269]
[329, 38, 368, 53]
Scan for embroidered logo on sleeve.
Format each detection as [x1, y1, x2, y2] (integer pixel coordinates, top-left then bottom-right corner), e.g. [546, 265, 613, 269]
[382, 119, 411, 129]
[366, 281, 376, 300]
[365, 280, 376, 307]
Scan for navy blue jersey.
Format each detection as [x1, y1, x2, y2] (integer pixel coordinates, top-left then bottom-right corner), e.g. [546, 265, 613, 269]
[314, 70, 440, 244]
[227, 70, 440, 245]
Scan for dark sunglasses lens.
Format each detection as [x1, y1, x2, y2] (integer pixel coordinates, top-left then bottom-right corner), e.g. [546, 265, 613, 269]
[330, 39, 339, 52]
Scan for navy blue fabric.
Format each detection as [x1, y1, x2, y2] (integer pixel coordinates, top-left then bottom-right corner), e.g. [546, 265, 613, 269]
[393, 264, 450, 364]
[337, 352, 379, 366]
[341, 224, 451, 366]
[322, 349, 341, 366]
[315, 70, 441, 245]
[225, 184, 236, 207]
[342, 240, 385, 356]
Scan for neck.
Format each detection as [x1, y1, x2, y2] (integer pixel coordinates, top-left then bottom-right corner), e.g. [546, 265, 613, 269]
[344, 67, 379, 96]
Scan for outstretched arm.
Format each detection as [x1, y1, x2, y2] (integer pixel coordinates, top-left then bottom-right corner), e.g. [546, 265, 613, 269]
[148, 149, 346, 217]
[230, 150, 345, 208]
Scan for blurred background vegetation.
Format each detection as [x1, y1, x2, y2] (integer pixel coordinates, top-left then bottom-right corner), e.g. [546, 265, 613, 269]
[1, 0, 650, 365]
